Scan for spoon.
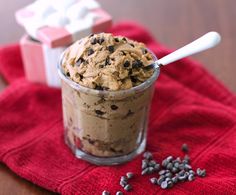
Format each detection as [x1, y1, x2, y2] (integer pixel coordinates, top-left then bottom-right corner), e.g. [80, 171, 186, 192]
[145, 31, 221, 69]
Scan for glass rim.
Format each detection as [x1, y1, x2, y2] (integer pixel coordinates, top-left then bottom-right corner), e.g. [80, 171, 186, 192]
[57, 48, 160, 96]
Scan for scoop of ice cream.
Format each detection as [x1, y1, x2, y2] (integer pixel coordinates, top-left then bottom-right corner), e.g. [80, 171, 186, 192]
[62, 33, 155, 90]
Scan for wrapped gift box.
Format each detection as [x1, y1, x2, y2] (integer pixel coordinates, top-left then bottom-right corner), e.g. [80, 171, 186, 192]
[16, 0, 112, 87]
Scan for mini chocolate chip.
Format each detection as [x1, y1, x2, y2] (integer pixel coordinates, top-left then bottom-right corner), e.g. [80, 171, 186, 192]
[161, 181, 168, 189]
[141, 48, 148, 54]
[102, 190, 110, 195]
[122, 37, 127, 42]
[130, 76, 137, 83]
[123, 61, 130, 68]
[111, 105, 118, 110]
[188, 174, 195, 181]
[98, 37, 105, 44]
[88, 48, 94, 56]
[107, 45, 115, 53]
[95, 85, 104, 90]
[142, 159, 148, 169]
[120, 176, 128, 182]
[95, 110, 105, 115]
[181, 143, 189, 153]
[66, 72, 70, 77]
[116, 191, 123, 195]
[141, 167, 149, 175]
[132, 60, 143, 68]
[124, 184, 132, 191]
[114, 37, 120, 42]
[121, 51, 126, 56]
[75, 57, 84, 66]
[150, 177, 158, 185]
[126, 172, 134, 179]
[105, 57, 110, 66]
[143, 151, 153, 160]
[99, 64, 104, 68]
[130, 43, 135, 47]
[91, 38, 97, 45]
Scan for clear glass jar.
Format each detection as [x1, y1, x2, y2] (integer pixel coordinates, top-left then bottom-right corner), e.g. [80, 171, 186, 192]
[58, 51, 160, 165]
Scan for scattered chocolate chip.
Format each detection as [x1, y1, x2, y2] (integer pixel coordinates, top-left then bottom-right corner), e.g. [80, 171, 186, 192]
[188, 174, 195, 181]
[121, 176, 128, 182]
[88, 48, 94, 56]
[107, 45, 115, 53]
[102, 190, 110, 195]
[149, 160, 157, 167]
[116, 191, 123, 195]
[114, 37, 120, 42]
[95, 110, 105, 115]
[99, 64, 104, 68]
[157, 175, 165, 185]
[181, 143, 189, 153]
[89, 33, 94, 37]
[159, 170, 166, 175]
[160, 181, 168, 189]
[196, 168, 206, 177]
[166, 162, 173, 170]
[122, 37, 127, 42]
[141, 48, 148, 54]
[66, 72, 70, 77]
[132, 59, 143, 68]
[150, 177, 158, 185]
[120, 180, 127, 187]
[111, 105, 118, 110]
[91, 38, 97, 45]
[141, 167, 149, 175]
[123, 60, 130, 68]
[126, 172, 134, 179]
[142, 159, 148, 169]
[143, 151, 153, 160]
[124, 184, 132, 191]
[172, 176, 178, 184]
[98, 37, 105, 44]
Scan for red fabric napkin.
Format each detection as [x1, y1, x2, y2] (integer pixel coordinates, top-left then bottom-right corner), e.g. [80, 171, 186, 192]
[0, 22, 236, 195]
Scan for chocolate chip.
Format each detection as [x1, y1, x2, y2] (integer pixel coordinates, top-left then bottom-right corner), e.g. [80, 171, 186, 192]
[89, 33, 94, 37]
[95, 110, 105, 115]
[196, 168, 206, 177]
[188, 174, 195, 181]
[143, 151, 153, 160]
[123, 61, 130, 68]
[160, 181, 168, 189]
[124, 184, 132, 191]
[122, 37, 127, 42]
[66, 72, 70, 77]
[91, 38, 97, 45]
[102, 190, 110, 195]
[141, 48, 148, 54]
[111, 105, 118, 110]
[120, 180, 127, 187]
[98, 37, 105, 44]
[120, 176, 128, 182]
[99, 64, 104, 68]
[107, 45, 115, 53]
[132, 60, 143, 68]
[130, 43, 135, 47]
[95, 85, 104, 90]
[126, 172, 134, 179]
[141, 167, 149, 175]
[88, 48, 94, 56]
[150, 177, 158, 185]
[114, 37, 119, 42]
[121, 51, 126, 56]
[75, 57, 84, 66]
[181, 143, 189, 153]
[105, 57, 110, 66]
[142, 159, 148, 169]
[157, 175, 165, 185]
[116, 191, 123, 195]
[130, 76, 137, 83]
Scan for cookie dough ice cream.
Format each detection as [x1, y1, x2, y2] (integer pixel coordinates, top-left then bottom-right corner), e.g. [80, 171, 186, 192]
[59, 33, 159, 164]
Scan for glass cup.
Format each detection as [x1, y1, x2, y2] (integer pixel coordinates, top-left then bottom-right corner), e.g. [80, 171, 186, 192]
[58, 50, 160, 165]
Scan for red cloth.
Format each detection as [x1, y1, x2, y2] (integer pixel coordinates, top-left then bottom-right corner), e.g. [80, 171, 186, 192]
[0, 22, 236, 195]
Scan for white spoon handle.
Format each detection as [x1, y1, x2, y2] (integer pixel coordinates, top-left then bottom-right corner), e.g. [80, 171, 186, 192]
[157, 32, 221, 66]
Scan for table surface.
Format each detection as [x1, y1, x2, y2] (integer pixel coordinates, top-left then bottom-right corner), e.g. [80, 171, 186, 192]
[0, 0, 235, 194]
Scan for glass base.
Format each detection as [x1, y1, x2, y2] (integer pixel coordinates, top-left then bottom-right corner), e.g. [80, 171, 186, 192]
[66, 137, 146, 165]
